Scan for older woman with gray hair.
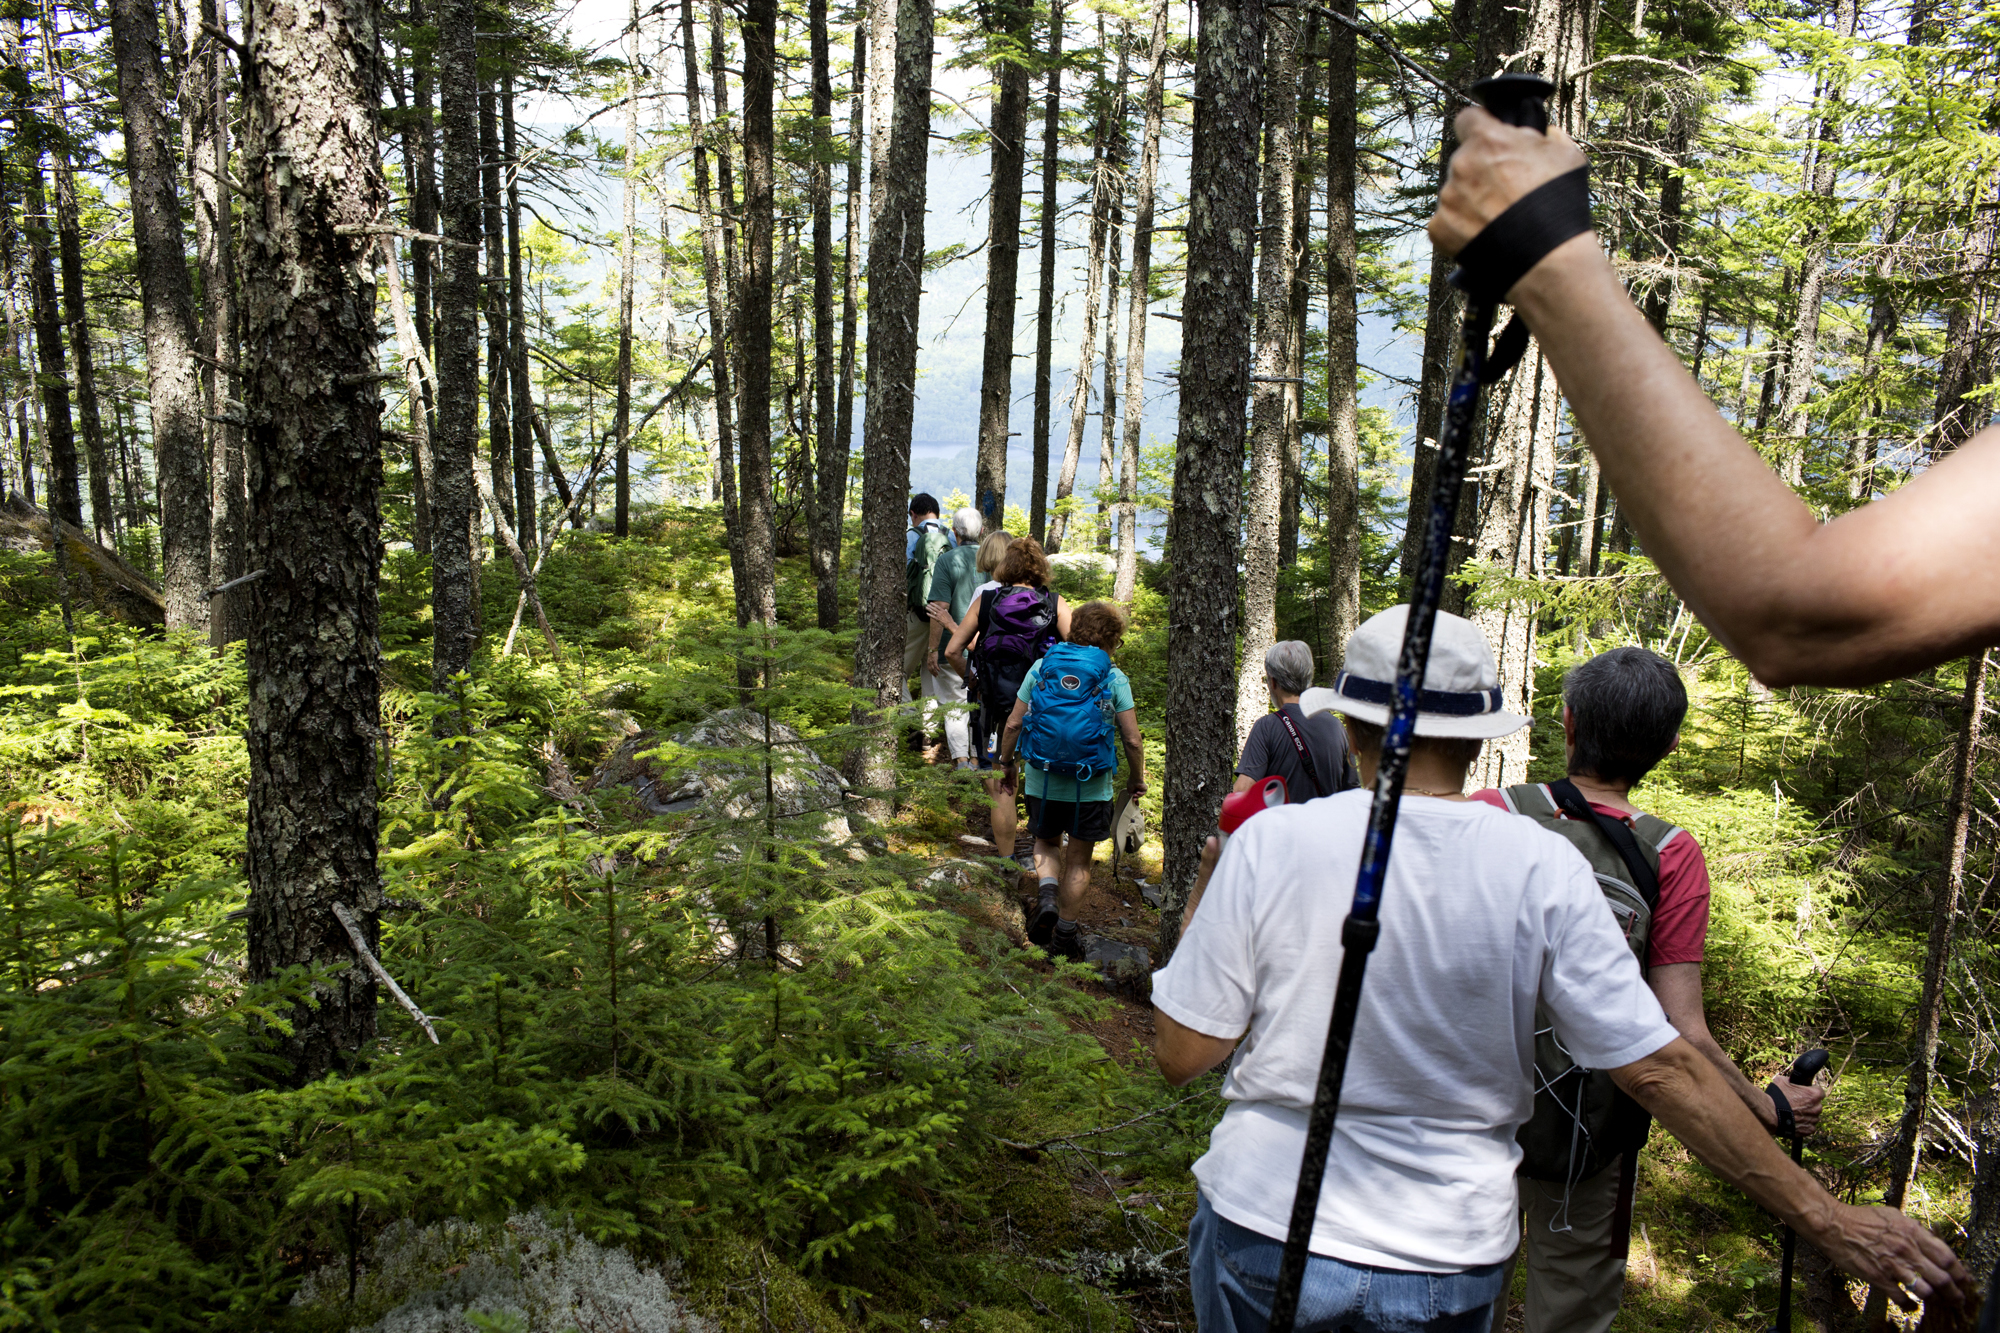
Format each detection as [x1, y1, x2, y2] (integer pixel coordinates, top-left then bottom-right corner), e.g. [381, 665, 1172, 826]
[1232, 639, 1358, 803]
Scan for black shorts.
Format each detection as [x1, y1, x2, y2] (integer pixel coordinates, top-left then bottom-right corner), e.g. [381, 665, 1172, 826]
[1025, 794, 1112, 843]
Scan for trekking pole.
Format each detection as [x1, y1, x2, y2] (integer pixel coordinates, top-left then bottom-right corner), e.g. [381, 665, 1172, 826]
[1265, 72, 1558, 1333]
[1771, 1047, 1831, 1333]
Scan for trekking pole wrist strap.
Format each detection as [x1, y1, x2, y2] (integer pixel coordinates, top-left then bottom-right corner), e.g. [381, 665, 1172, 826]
[1766, 1082, 1797, 1138]
[1449, 165, 1593, 306]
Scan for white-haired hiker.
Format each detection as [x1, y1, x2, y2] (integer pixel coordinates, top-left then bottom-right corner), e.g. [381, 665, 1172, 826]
[1151, 606, 1964, 1332]
[1232, 640, 1358, 804]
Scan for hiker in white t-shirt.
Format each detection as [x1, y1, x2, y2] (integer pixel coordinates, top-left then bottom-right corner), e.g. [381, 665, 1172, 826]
[1151, 607, 1965, 1333]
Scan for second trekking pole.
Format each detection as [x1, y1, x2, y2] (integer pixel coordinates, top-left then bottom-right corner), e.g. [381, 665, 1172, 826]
[1771, 1047, 1831, 1333]
[1264, 71, 1560, 1333]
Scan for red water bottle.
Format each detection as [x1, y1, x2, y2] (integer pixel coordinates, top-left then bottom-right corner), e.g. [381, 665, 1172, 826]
[1216, 775, 1287, 854]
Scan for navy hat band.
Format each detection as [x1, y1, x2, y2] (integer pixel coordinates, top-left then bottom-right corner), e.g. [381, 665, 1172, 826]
[1332, 670, 1505, 717]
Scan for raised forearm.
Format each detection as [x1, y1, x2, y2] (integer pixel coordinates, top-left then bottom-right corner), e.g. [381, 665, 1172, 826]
[1432, 109, 2000, 687]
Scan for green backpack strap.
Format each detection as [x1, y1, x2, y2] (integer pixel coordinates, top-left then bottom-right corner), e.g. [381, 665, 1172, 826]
[1499, 782, 1556, 819]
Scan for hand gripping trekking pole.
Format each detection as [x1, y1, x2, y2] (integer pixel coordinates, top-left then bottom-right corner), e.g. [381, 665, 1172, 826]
[1771, 1048, 1830, 1333]
[1264, 73, 1560, 1333]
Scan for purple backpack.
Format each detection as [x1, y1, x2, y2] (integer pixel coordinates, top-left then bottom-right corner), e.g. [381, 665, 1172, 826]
[971, 585, 1058, 718]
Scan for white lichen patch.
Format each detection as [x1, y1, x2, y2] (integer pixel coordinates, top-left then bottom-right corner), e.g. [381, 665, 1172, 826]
[292, 1211, 716, 1333]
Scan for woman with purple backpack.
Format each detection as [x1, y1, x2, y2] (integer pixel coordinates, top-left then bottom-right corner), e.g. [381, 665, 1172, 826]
[943, 537, 1074, 870]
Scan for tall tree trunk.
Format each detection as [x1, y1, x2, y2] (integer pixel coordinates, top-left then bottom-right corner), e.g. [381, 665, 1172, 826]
[824, 22, 864, 629]
[1278, 17, 1312, 574]
[15, 25, 79, 535]
[403, 0, 438, 556]
[615, 0, 640, 538]
[0, 163, 27, 508]
[481, 86, 514, 554]
[1463, 0, 1593, 791]
[1113, 0, 1166, 605]
[1873, 216, 2000, 1284]
[504, 76, 536, 554]
[974, 0, 1032, 527]
[852, 0, 933, 812]
[738, 0, 780, 629]
[711, 0, 740, 332]
[240, 0, 388, 1083]
[1639, 108, 1690, 337]
[104, 0, 212, 632]
[1869, 650, 1988, 1326]
[1029, 1, 1062, 542]
[1234, 9, 1300, 749]
[1323, 0, 1360, 672]
[1093, 32, 1129, 554]
[37, 18, 112, 545]
[1399, 0, 1514, 603]
[868, 0, 897, 232]
[1159, 0, 1263, 955]
[1933, 186, 1999, 460]
[683, 0, 746, 622]
[1775, 0, 1858, 487]
[808, 0, 839, 622]
[387, 237, 439, 556]
[709, 0, 750, 631]
[1095, 198, 1122, 554]
[382, 249, 562, 661]
[432, 0, 482, 691]
[195, 0, 245, 644]
[1047, 38, 1113, 556]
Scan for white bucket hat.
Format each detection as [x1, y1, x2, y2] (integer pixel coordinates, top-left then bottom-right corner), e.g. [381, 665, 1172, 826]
[1319, 605, 1528, 740]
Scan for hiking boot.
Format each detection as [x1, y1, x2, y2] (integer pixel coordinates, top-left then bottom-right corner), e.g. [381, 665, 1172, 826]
[1048, 924, 1086, 962]
[1027, 887, 1059, 947]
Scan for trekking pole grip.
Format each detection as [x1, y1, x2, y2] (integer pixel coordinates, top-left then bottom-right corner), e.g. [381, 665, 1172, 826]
[1788, 1048, 1831, 1085]
[1468, 72, 1555, 132]
[1768, 1048, 1829, 1143]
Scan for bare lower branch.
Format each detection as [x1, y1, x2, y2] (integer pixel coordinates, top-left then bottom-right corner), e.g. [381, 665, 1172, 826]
[331, 902, 440, 1044]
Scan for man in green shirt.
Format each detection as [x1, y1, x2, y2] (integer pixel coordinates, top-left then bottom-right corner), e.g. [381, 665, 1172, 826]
[925, 508, 986, 767]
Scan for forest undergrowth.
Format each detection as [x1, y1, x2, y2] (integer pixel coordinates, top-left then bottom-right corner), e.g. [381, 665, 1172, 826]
[0, 505, 1987, 1332]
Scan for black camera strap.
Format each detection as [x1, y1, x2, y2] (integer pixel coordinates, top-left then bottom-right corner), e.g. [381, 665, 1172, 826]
[1274, 707, 1324, 800]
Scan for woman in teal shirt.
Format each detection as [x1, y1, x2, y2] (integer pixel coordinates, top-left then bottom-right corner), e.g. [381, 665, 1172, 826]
[997, 601, 1147, 960]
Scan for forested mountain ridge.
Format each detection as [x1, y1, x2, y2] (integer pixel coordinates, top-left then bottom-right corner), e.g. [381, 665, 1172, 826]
[0, 0, 1997, 1324]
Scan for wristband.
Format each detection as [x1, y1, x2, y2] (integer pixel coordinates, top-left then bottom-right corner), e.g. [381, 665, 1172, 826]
[1449, 165, 1593, 305]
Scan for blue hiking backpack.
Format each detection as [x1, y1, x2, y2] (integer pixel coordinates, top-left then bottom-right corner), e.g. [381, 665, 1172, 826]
[1019, 642, 1119, 792]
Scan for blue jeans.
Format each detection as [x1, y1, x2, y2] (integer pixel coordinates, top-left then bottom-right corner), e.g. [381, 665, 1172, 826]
[1190, 1194, 1507, 1333]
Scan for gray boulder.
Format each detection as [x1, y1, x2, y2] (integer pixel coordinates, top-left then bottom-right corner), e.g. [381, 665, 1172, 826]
[589, 708, 852, 843]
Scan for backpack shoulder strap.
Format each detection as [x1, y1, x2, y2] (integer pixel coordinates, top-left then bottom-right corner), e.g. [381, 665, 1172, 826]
[1501, 782, 1552, 817]
[1273, 707, 1325, 800]
[1633, 814, 1685, 857]
[1547, 778, 1661, 911]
